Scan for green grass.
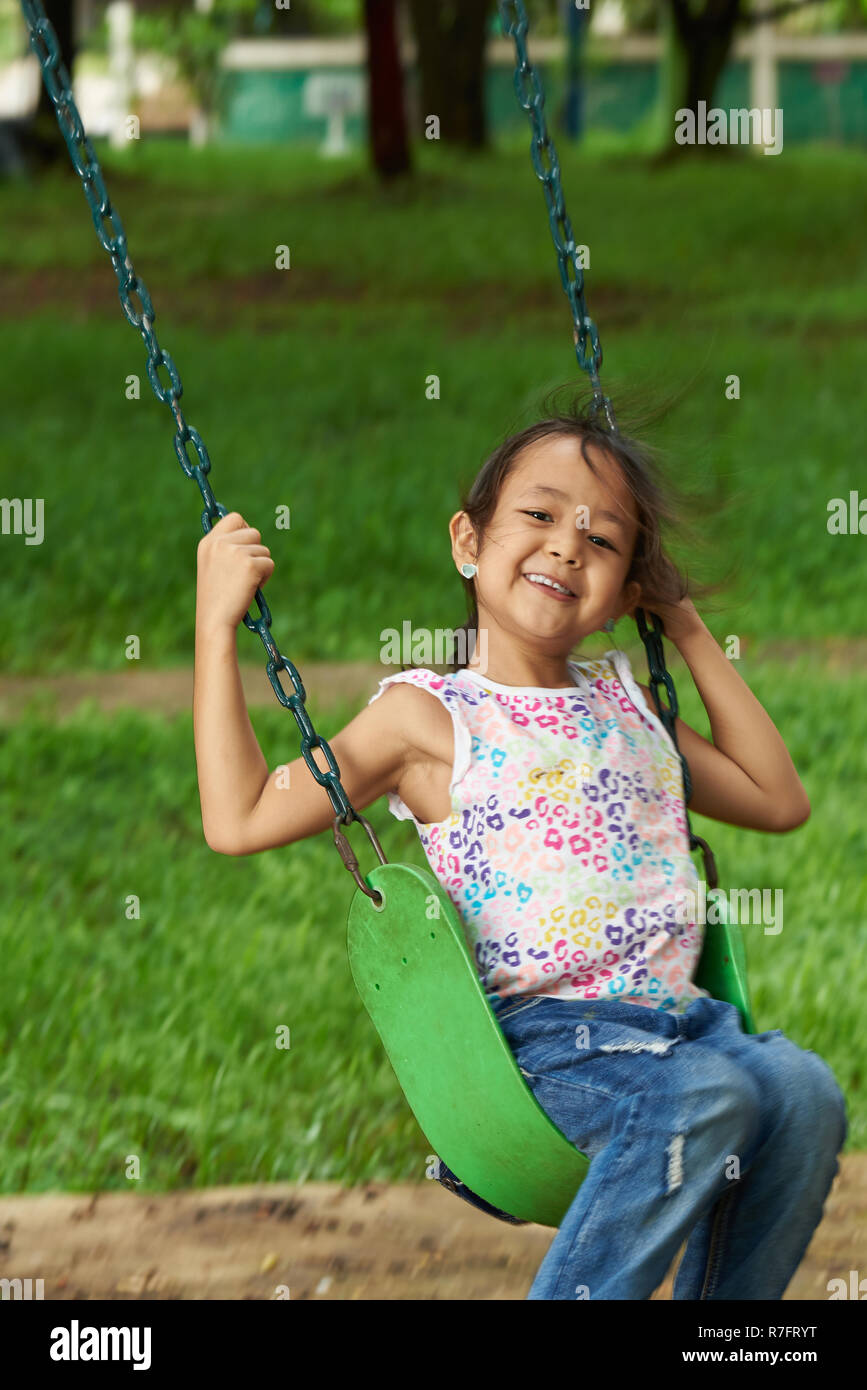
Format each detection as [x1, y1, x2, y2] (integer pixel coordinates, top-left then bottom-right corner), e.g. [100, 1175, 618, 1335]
[0, 655, 864, 1193]
[0, 139, 865, 1191]
[1, 139, 866, 670]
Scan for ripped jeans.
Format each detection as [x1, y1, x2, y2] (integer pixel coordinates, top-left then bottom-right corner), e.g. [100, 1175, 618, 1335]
[486, 992, 848, 1300]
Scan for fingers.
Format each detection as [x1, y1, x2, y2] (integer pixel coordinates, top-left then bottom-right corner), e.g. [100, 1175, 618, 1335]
[203, 512, 270, 551]
[212, 511, 247, 531]
[209, 511, 259, 539]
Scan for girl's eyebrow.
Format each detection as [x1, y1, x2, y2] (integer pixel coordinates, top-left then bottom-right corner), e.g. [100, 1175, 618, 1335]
[517, 486, 630, 532]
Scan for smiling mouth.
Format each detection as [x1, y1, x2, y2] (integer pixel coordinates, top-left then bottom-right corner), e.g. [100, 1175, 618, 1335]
[523, 572, 577, 600]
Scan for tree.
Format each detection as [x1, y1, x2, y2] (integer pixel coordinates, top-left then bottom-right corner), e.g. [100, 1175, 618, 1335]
[653, 0, 832, 155]
[363, 0, 412, 178]
[406, 0, 495, 149]
[0, 0, 76, 173]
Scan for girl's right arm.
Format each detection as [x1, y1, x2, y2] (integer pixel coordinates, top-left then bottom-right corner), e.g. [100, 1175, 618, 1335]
[194, 512, 430, 856]
[217, 683, 425, 856]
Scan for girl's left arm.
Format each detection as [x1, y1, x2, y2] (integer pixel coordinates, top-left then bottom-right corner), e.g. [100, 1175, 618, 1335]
[633, 598, 810, 833]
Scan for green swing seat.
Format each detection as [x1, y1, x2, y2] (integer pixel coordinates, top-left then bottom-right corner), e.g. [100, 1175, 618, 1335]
[348, 861, 756, 1229]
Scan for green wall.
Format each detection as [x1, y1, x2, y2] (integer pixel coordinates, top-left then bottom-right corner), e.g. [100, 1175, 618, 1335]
[219, 56, 867, 146]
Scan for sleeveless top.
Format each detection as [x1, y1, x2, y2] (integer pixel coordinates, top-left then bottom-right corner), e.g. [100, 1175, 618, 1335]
[367, 649, 710, 1015]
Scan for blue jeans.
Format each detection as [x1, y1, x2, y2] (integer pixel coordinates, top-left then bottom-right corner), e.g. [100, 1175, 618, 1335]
[486, 991, 848, 1300]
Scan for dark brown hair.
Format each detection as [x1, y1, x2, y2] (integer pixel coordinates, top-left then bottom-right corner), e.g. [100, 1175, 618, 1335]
[418, 377, 736, 674]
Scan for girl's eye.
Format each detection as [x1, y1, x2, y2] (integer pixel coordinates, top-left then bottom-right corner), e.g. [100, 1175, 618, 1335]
[588, 535, 616, 551]
[521, 509, 552, 522]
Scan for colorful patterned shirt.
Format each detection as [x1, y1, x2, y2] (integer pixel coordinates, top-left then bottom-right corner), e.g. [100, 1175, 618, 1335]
[367, 649, 710, 1014]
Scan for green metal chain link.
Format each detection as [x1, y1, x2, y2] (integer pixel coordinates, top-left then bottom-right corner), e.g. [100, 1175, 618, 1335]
[497, 0, 614, 431]
[20, 0, 387, 901]
[497, 0, 716, 886]
[635, 611, 717, 888]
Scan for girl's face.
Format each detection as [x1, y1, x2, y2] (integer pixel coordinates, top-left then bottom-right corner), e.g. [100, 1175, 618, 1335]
[452, 434, 641, 658]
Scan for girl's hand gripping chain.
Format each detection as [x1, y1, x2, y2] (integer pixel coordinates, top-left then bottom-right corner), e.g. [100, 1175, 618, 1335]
[196, 511, 276, 634]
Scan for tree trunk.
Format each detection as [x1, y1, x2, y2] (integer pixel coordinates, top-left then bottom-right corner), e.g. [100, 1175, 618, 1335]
[1, 0, 78, 173]
[32, 0, 76, 163]
[363, 0, 412, 179]
[664, 0, 743, 156]
[406, 0, 493, 149]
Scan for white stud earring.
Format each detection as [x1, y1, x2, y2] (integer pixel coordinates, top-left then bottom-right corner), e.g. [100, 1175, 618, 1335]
[460, 562, 478, 579]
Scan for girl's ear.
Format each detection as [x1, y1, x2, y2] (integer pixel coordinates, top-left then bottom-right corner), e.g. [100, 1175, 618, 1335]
[449, 509, 477, 565]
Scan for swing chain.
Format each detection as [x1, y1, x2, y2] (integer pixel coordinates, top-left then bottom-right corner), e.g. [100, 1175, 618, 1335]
[497, 0, 615, 434]
[499, 0, 716, 891]
[634, 608, 718, 890]
[20, 0, 384, 902]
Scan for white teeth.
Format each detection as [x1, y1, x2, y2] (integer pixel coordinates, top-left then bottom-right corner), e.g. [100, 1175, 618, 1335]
[525, 573, 573, 596]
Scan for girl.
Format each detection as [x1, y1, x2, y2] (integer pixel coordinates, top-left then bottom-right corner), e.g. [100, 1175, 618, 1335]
[194, 392, 847, 1301]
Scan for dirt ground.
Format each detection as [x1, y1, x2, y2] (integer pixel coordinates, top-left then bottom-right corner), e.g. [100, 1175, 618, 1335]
[1, 1160, 865, 1301]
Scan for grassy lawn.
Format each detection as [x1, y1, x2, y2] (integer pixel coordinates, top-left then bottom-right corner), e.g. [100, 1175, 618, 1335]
[0, 137, 865, 1189]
